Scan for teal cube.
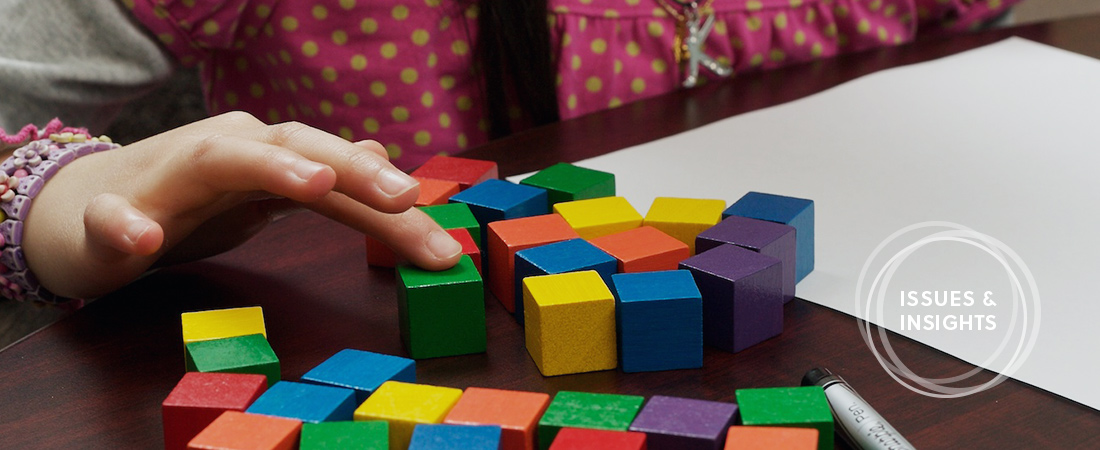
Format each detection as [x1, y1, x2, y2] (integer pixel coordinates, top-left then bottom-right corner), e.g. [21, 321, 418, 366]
[396, 255, 486, 359]
[520, 162, 615, 207]
[184, 334, 280, 386]
[301, 421, 388, 449]
[537, 391, 644, 450]
[735, 386, 834, 450]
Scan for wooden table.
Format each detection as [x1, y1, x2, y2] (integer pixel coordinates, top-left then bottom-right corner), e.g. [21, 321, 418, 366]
[2, 16, 1099, 449]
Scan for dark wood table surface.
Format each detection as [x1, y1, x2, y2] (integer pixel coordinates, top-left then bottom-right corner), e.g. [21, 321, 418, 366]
[3, 15, 1100, 449]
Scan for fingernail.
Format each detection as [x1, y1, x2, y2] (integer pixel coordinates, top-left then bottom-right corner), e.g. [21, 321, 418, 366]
[292, 160, 327, 182]
[426, 229, 462, 260]
[377, 168, 417, 198]
[124, 219, 152, 247]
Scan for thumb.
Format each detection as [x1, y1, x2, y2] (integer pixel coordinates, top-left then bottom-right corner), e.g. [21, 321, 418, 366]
[84, 193, 165, 256]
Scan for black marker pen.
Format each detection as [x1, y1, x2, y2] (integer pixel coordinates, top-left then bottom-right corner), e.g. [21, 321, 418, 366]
[803, 368, 916, 450]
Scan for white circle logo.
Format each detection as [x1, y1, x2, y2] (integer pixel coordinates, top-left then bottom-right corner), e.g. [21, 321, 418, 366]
[854, 222, 1041, 398]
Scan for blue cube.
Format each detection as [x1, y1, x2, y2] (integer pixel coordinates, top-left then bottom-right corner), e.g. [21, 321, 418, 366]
[611, 270, 703, 372]
[408, 424, 502, 450]
[513, 238, 618, 324]
[723, 192, 814, 283]
[449, 179, 548, 248]
[245, 381, 357, 423]
[301, 349, 416, 403]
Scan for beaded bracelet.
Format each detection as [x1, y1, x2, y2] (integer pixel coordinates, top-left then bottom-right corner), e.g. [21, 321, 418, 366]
[0, 130, 120, 304]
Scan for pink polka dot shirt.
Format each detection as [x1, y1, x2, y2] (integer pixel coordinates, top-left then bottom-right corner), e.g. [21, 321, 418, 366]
[127, 0, 1016, 170]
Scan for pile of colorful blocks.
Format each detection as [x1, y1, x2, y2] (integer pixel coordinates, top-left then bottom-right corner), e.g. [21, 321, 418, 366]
[164, 155, 826, 448]
[165, 306, 833, 449]
[370, 156, 814, 374]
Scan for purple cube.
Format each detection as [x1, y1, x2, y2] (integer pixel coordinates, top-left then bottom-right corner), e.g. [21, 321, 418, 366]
[679, 245, 783, 353]
[628, 395, 738, 450]
[696, 215, 797, 303]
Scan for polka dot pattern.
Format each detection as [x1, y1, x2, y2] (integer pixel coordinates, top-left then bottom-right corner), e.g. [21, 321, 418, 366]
[128, 0, 1019, 169]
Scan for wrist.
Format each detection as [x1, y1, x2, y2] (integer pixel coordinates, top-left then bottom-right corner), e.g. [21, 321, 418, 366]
[0, 124, 118, 304]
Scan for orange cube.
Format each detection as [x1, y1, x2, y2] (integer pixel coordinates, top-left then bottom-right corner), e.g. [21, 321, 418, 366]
[588, 226, 690, 273]
[414, 177, 461, 207]
[444, 387, 551, 450]
[724, 426, 818, 450]
[486, 214, 579, 313]
[187, 411, 301, 450]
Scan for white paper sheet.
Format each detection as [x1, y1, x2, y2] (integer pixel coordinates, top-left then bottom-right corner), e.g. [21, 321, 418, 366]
[511, 38, 1100, 410]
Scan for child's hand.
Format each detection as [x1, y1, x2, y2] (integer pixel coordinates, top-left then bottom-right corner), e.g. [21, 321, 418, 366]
[21, 112, 463, 298]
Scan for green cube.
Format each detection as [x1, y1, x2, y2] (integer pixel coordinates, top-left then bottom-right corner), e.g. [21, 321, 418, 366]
[184, 334, 280, 386]
[396, 255, 486, 359]
[537, 391, 644, 450]
[301, 421, 388, 449]
[520, 163, 615, 207]
[419, 203, 481, 247]
[735, 386, 834, 450]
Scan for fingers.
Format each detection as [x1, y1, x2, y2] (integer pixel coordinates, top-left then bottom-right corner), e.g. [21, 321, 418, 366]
[173, 134, 337, 205]
[252, 122, 419, 214]
[84, 193, 165, 256]
[309, 192, 462, 270]
[354, 140, 389, 160]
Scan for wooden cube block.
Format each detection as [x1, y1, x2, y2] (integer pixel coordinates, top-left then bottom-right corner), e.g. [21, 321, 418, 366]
[448, 228, 482, 274]
[723, 426, 818, 450]
[643, 197, 726, 254]
[444, 387, 551, 450]
[301, 349, 416, 403]
[513, 238, 617, 325]
[697, 216, 797, 303]
[414, 177, 461, 207]
[245, 381, 357, 423]
[589, 226, 689, 273]
[522, 271, 617, 377]
[723, 192, 814, 283]
[519, 162, 615, 207]
[162, 372, 268, 450]
[396, 255, 486, 359]
[365, 228, 479, 270]
[367, 203, 479, 269]
[409, 424, 502, 450]
[187, 411, 301, 450]
[553, 196, 643, 240]
[628, 395, 738, 450]
[409, 155, 498, 190]
[185, 334, 280, 386]
[537, 391, 645, 450]
[550, 428, 647, 450]
[365, 235, 399, 268]
[353, 381, 464, 450]
[450, 179, 548, 247]
[301, 421, 389, 450]
[420, 203, 481, 246]
[678, 245, 783, 353]
[735, 387, 833, 450]
[487, 214, 579, 313]
[611, 271, 702, 373]
[181, 306, 266, 345]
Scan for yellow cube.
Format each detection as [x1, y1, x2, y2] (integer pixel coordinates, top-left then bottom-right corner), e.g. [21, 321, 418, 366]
[643, 197, 727, 254]
[180, 306, 266, 345]
[523, 271, 617, 376]
[552, 196, 643, 239]
[353, 381, 464, 450]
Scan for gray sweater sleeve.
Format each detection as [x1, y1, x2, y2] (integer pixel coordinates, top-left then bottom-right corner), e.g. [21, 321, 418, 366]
[0, 0, 176, 134]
